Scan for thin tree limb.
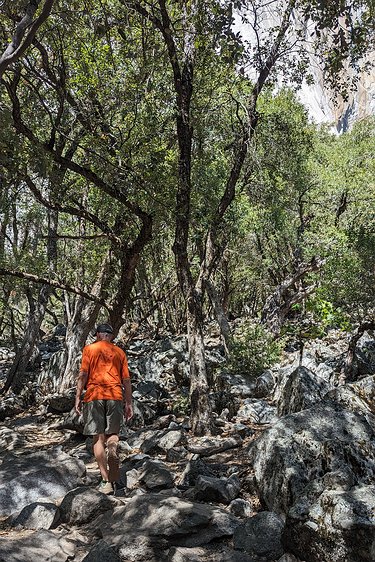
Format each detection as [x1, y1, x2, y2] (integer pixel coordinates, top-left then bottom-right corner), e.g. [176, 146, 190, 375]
[0, 268, 110, 308]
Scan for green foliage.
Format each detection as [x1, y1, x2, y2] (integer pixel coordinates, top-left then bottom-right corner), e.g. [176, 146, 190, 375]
[227, 321, 283, 378]
[306, 297, 352, 332]
[225, 89, 315, 315]
[297, 1, 375, 98]
[282, 296, 352, 342]
[1, 0, 374, 344]
[172, 393, 190, 416]
[308, 117, 375, 320]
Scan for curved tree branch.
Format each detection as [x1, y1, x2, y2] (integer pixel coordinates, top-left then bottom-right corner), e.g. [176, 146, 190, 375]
[23, 174, 122, 244]
[0, 0, 55, 80]
[0, 268, 110, 308]
[6, 72, 150, 222]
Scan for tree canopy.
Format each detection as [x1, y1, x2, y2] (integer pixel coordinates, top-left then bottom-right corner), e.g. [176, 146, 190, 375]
[0, 0, 374, 432]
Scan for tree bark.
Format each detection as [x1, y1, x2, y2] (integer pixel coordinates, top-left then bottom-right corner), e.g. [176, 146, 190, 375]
[187, 303, 211, 434]
[2, 285, 50, 395]
[206, 280, 231, 355]
[108, 212, 153, 333]
[57, 298, 100, 392]
[38, 251, 111, 394]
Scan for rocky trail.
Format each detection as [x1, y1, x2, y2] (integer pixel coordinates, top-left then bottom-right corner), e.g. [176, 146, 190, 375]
[0, 405, 264, 562]
[0, 331, 374, 561]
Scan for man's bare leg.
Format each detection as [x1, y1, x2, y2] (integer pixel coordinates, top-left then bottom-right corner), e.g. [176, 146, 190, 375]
[93, 434, 109, 481]
[106, 434, 120, 483]
[106, 433, 119, 451]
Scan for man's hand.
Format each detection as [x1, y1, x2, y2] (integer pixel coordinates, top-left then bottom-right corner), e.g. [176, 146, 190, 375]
[124, 402, 133, 421]
[75, 397, 82, 416]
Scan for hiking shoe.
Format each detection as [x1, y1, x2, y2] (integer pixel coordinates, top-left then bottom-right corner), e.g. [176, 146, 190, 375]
[98, 480, 113, 494]
[107, 448, 120, 483]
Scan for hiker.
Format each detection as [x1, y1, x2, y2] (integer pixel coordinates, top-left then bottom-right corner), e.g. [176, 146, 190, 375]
[75, 323, 133, 494]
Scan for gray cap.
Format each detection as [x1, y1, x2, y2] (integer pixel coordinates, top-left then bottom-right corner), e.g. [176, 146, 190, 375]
[96, 323, 114, 334]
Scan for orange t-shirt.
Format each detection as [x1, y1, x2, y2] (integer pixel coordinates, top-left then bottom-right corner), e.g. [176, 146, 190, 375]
[80, 340, 130, 402]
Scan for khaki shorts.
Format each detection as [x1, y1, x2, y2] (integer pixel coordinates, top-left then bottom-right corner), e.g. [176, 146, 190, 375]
[83, 399, 123, 436]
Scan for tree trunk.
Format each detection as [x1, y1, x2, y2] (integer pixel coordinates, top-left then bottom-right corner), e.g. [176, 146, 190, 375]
[187, 303, 211, 434]
[2, 284, 51, 395]
[206, 280, 231, 355]
[108, 211, 152, 333]
[37, 250, 111, 394]
[137, 0, 297, 434]
[58, 299, 100, 392]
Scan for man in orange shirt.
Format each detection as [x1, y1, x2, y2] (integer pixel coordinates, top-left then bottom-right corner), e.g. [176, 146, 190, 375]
[75, 323, 133, 494]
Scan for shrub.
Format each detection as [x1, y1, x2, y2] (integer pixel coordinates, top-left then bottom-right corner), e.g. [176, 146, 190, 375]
[227, 321, 282, 379]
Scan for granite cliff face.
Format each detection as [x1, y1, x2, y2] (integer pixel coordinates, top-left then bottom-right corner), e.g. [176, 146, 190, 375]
[235, 7, 375, 132]
[299, 52, 375, 132]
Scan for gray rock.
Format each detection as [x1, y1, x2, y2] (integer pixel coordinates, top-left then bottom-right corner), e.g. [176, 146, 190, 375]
[285, 485, 375, 562]
[249, 402, 375, 514]
[128, 428, 167, 452]
[158, 430, 187, 451]
[0, 529, 76, 562]
[325, 375, 375, 416]
[253, 370, 276, 398]
[233, 511, 285, 560]
[168, 545, 256, 561]
[355, 333, 375, 376]
[134, 380, 168, 400]
[229, 498, 253, 518]
[53, 324, 67, 337]
[129, 398, 157, 428]
[217, 372, 255, 398]
[276, 555, 303, 562]
[139, 429, 186, 454]
[127, 336, 189, 390]
[166, 446, 189, 463]
[0, 427, 27, 453]
[194, 474, 241, 504]
[232, 423, 254, 438]
[186, 435, 242, 456]
[90, 492, 239, 548]
[153, 414, 177, 429]
[277, 366, 331, 416]
[180, 458, 216, 487]
[0, 449, 86, 517]
[51, 408, 84, 432]
[47, 389, 76, 413]
[249, 402, 375, 562]
[59, 486, 116, 525]
[236, 398, 277, 424]
[11, 502, 60, 530]
[0, 395, 23, 421]
[138, 459, 175, 490]
[124, 467, 144, 490]
[82, 539, 121, 562]
[118, 535, 168, 562]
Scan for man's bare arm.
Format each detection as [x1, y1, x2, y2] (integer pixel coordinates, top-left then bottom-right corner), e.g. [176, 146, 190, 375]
[75, 370, 88, 415]
[123, 378, 133, 421]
